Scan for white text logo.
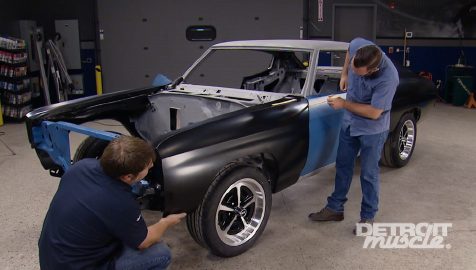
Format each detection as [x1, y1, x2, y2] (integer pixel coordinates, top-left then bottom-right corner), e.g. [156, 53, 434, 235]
[356, 223, 452, 249]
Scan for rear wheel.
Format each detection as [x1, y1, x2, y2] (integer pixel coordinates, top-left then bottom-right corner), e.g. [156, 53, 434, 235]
[381, 113, 417, 168]
[186, 164, 271, 257]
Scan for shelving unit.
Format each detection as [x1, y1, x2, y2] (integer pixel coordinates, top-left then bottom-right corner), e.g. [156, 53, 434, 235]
[0, 37, 31, 121]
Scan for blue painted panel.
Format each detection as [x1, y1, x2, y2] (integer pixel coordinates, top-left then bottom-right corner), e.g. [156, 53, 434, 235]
[300, 95, 344, 176]
[32, 121, 119, 171]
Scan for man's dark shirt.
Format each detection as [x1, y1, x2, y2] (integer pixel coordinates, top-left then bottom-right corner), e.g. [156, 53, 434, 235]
[39, 159, 147, 270]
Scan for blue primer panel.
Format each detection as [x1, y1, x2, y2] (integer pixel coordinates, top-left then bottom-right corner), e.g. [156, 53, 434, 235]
[300, 95, 344, 176]
[32, 121, 119, 172]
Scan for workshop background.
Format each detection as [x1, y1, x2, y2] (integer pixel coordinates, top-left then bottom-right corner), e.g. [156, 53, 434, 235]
[0, 0, 475, 269]
[1, 0, 475, 95]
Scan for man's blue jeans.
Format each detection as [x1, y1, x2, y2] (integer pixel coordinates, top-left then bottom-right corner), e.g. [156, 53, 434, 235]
[326, 126, 388, 220]
[114, 242, 171, 270]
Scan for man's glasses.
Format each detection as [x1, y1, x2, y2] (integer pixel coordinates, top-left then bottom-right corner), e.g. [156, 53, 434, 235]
[364, 67, 380, 76]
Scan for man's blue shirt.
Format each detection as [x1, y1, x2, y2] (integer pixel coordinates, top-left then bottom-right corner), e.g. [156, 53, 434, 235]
[342, 38, 399, 136]
[39, 159, 148, 270]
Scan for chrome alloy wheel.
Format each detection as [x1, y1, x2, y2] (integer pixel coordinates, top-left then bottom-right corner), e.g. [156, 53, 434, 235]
[215, 178, 266, 246]
[399, 119, 415, 160]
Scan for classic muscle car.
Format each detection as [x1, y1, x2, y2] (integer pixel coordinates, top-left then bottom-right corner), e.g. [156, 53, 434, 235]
[26, 40, 436, 257]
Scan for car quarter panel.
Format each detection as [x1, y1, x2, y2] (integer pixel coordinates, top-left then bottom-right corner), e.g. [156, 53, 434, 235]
[153, 97, 309, 213]
[389, 75, 437, 132]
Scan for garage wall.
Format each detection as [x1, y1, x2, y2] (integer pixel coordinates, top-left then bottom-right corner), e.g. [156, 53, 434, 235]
[307, 0, 476, 40]
[0, 0, 96, 41]
[97, 0, 303, 92]
[0, 1, 25, 33]
[2, 0, 474, 94]
[305, 0, 476, 84]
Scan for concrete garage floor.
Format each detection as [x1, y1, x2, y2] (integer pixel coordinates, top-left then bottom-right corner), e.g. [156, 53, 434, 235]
[0, 102, 475, 270]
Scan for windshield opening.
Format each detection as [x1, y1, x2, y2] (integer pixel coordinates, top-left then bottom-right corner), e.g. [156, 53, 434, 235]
[184, 49, 311, 95]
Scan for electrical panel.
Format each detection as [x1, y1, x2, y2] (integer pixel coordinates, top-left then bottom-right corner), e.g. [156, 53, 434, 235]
[54, 20, 81, 70]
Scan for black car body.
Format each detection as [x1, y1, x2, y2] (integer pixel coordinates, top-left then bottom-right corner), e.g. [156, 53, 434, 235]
[26, 40, 436, 257]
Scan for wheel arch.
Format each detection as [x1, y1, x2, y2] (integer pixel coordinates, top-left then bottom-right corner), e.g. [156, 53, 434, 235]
[389, 107, 421, 135]
[216, 153, 279, 191]
[160, 149, 284, 214]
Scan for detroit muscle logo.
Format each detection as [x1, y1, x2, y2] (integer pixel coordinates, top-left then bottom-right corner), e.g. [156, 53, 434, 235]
[356, 223, 452, 249]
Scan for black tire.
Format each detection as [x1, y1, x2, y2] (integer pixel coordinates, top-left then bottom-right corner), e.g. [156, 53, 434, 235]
[381, 113, 417, 168]
[186, 163, 272, 257]
[73, 136, 111, 162]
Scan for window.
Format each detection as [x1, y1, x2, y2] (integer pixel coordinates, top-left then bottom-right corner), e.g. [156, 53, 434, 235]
[313, 50, 346, 96]
[186, 26, 216, 41]
[317, 50, 346, 68]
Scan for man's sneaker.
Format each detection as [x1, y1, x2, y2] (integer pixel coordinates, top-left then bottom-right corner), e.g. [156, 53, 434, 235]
[308, 207, 344, 221]
[353, 219, 374, 235]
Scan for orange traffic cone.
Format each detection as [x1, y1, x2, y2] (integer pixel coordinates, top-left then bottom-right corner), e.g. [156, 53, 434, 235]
[465, 93, 476, 109]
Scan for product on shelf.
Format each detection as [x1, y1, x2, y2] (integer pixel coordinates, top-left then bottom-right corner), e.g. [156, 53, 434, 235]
[2, 90, 31, 104]
[0, 36, 31, 120]
[1, 103, 32, 119]
[1, 65, 28, 77]
[0, 78, 30, 91]
[0, 51, 28, 64]
[0, 37, 26, 50]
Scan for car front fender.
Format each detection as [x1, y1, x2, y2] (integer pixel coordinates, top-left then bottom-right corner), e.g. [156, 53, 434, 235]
[153, 96, 309, 213]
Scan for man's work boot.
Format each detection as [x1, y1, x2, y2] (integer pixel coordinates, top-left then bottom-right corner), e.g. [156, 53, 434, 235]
[353, 219, 374, 235]
[308, 207, 344, 221]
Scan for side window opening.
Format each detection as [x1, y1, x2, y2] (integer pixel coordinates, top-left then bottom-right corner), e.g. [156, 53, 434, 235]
[313, 50, 346, 97]
[241, 52, 309, 94]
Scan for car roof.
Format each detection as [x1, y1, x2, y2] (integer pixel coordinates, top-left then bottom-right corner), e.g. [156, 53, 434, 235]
[212, 39, 349, 51]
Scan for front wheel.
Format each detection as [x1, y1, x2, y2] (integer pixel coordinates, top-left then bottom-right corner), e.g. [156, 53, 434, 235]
[381, 113, 417, 168]
[186, 164, 271, 257]
[73, 131, 123, 162]
[73, 136, 110, 162]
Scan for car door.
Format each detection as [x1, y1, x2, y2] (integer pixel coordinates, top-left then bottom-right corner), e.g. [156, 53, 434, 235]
[300, 50, 347, 176]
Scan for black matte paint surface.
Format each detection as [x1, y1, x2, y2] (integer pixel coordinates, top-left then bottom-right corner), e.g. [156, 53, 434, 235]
[389, 67, 437, 132]
[153, 97, 309, 213]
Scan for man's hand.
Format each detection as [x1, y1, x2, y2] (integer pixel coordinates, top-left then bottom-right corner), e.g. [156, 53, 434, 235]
[162, 213, 187, 227]
[138, 213, 187, 250]
[339, 75, 348, 92]
[327, 95, 346, 110]
[329, 97, 384, 120]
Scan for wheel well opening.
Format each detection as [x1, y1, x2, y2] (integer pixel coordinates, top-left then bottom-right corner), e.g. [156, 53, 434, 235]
[71, 120, 128, 162]
[234, 153, 279, 191]
[412, 108, 421, 122]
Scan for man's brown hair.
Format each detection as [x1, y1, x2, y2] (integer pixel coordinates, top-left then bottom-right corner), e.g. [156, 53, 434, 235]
[100, 136, 156, 179]
[353, 45, 382, 70]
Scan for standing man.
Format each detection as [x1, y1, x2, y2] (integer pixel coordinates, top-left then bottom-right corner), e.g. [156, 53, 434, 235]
[39, 135, 186, 269]
[308, 38, 399, 232]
